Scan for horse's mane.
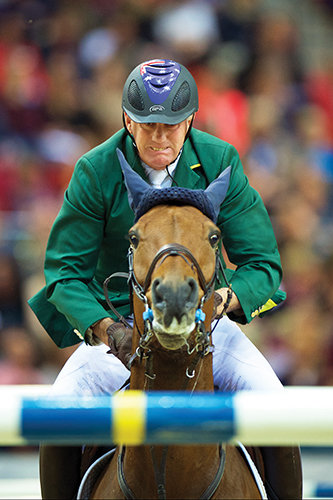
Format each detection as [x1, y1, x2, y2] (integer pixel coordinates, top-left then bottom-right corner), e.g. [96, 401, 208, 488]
[134, 186, 217, 223]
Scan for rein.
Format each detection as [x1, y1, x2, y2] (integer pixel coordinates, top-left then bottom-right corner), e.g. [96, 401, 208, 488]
[117, 443, 227, 500]
[103, 242, 227, 499]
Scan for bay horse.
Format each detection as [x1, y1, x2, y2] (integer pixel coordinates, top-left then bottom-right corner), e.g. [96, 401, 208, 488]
[89, 150, 264, 499]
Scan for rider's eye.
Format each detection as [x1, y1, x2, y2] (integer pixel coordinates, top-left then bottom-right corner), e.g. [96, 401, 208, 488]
[129, 233, 139, 248]
[209, 233, 220, 247]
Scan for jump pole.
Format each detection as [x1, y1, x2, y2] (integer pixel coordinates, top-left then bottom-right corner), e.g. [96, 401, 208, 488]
[0, 386, 332, 446]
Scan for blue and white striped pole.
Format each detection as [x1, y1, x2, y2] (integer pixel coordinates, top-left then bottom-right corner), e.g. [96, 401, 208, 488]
[1, 387, 333, 446]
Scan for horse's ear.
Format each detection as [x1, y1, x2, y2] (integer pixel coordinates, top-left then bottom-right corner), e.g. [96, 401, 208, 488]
[204, 166, 231, 222]
[116, 148, 151, 212]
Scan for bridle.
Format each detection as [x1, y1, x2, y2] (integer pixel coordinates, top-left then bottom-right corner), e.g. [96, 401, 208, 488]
[103, 242, 228, 500]
[129, 242, 218, 304]
[130, 242, 219, 331]
[104, 242, 226, 371]
[128, 242, 223, 382]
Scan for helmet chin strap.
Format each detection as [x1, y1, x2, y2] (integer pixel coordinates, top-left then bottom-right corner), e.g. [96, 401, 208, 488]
[122, 113, 136, 146]
[184, 114, 194, 142]
[166, 158, 179, 186]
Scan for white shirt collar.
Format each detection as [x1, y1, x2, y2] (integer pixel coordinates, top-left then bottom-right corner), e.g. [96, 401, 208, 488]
[141, 151, 182, 189]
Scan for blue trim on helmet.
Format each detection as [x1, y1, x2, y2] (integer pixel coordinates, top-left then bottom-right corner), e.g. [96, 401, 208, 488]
[140, 59, 181, 105]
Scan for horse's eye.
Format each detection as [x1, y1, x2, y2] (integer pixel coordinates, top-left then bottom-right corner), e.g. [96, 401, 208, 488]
[209, 233, 220, 247]
[129, 233, 139, 248]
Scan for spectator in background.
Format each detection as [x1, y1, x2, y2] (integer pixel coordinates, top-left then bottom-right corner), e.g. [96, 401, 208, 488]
[0, 326, 46, 385]
[195, 44, 251, 157]
[0, 253, 24, 329]
[151, 1, 220, 64]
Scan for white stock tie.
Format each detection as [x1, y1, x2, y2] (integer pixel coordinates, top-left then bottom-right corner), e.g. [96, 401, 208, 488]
[142, 152, 181, 188]
[147, 168, 170, 188]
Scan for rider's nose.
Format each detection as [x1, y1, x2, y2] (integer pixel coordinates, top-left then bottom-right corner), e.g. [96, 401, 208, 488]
[152, 124, 165, 140]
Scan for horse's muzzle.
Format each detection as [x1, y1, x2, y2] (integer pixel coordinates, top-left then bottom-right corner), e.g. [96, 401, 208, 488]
[151, 276, 199, 346]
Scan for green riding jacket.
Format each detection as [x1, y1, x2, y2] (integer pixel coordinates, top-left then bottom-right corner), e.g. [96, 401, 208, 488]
[29, 128, 285, 348]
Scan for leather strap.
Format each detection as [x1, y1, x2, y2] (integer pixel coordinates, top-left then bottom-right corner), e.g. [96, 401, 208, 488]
[150, 445, 169, 500]
[117, 443, 226, 500]
[199, 443, 227, 500]
[117, 446, 136, 500]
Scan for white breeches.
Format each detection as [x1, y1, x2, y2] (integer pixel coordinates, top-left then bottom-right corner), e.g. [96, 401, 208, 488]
[48, 316, 284, 397]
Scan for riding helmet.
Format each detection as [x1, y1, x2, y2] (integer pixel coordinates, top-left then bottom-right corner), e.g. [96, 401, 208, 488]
[122, 59, 199, 124]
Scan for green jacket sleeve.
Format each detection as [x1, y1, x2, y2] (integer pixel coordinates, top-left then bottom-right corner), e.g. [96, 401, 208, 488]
[44, 156, 112, 337]
[216, 144, 283, 323]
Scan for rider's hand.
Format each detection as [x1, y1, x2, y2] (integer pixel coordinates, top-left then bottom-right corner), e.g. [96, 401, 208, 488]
[211, 288, 242, 321]
[212, 292, 223, 321]
[106, 323, 133, 369]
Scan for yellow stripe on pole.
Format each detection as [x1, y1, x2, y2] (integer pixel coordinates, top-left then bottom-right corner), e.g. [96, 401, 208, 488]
[112, 391, 147, 445]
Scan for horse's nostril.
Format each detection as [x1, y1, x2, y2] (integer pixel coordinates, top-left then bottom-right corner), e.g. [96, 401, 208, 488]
[187, 277, 197, 291]
[186, 277, 198, 305]
[152, 279, 165, 307]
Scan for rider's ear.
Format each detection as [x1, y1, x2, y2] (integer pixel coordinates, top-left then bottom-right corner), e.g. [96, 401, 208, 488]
[188, 113, 195, 126]
[124, 113, 132, 134]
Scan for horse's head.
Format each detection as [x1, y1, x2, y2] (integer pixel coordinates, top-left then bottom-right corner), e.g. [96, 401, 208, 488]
[117, 149, 231, 351]
[129, 204, 220, 349]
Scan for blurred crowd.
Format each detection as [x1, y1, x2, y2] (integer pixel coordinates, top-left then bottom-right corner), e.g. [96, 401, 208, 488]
[0, 0, 332, 387]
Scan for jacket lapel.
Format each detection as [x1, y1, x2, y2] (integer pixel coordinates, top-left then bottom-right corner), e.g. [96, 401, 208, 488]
[173, 140, 201, 189]
[124, 135, 149, 181]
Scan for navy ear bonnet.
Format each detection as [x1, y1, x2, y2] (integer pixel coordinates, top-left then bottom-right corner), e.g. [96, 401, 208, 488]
[116, 148, 231, 225]
[134, 186, 217, 223]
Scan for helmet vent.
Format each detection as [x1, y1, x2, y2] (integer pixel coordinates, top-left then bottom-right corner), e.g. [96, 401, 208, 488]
[171, 81, 191, 112]
[128, 79, 145, 111]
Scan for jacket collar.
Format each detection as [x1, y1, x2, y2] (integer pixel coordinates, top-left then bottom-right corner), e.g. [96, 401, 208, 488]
[124, 135, 148, 180]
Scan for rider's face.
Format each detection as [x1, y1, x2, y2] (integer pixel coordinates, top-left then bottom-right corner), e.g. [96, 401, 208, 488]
[124, 114, 193, 170]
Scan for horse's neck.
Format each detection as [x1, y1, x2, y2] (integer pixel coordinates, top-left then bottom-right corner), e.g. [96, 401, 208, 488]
[125, 338, 219, 497]
[122, 310, 221, 497]
[130, 333, 215, 392]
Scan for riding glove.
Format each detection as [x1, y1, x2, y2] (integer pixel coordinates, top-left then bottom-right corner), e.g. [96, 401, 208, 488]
[106, 322, 133, 369]
[211, 292, 223, 321]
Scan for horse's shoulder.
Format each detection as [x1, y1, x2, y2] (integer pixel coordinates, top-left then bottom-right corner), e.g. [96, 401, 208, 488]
[78, 447, 118, 499]
[220, 445, 265, 499]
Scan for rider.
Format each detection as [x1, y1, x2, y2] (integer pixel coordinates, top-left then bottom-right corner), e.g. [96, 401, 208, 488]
[29, 59, 302, 499]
